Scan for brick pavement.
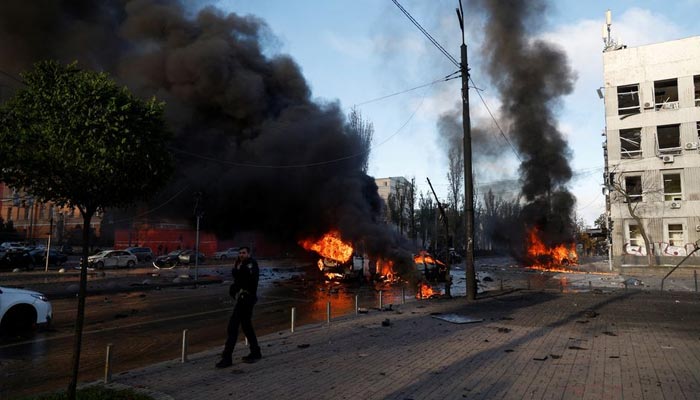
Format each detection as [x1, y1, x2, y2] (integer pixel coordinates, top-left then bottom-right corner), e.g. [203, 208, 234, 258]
[108, 289, 700, 400]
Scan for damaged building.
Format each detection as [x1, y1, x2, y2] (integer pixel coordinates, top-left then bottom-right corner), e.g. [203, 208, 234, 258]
[602, 33, 700, 268]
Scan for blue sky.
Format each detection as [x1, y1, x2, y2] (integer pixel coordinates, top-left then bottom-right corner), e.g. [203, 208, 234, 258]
[213, 0, 700, 226]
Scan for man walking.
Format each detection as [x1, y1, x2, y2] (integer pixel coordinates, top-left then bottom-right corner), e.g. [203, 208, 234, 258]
[216, 246, 261, 368]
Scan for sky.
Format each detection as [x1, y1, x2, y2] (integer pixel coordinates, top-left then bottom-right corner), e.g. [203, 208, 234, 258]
[212, 0, 700, 226]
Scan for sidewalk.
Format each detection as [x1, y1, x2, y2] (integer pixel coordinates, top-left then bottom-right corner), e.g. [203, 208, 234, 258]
[107, 288, 700, 400]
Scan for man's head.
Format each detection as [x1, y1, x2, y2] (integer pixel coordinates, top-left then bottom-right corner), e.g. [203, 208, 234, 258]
[238, 246, 251, 260]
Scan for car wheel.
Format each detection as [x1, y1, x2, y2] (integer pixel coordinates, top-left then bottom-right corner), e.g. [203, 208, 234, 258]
[95, 261, 104, 270]
[0, 304, 37, 336]
[127, 260, 135, 268]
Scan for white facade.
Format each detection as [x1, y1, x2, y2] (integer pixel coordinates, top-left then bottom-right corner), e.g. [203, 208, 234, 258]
[603, 36, 700, 266]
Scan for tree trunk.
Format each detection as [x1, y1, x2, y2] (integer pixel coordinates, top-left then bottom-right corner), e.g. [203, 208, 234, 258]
[67, 210, 93, 399]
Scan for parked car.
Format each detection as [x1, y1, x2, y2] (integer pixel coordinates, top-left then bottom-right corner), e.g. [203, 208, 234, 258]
[0, 286, 52, 335]
[414, 252, 448, 282]
[125, 247, 154, 262]
[154, 250, 185, 268]
[87, 250, 137, 269]
[0, 249, 34, 271]
[28, 249, 68, 267]
[59, 244, 74, 255]
[213, 248, 239, 260]
[178, 250, 205, 265]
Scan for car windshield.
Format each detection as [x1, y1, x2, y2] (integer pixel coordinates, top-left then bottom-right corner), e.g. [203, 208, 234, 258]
[168, 251, 181, 256]
[95, 250, 111, 257]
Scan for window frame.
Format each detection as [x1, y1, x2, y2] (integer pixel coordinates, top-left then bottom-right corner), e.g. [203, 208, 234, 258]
[617, 84, 641, 115]
[664, 221, 686, 247]
[657, 124, 682, 154]
[624, 175, 643, 202]
[625, 220, 643, 247]
[694, 75, 700, 107]
[620, 128, 642, 158]
[654, 78, 679, 111]
[662, 171, 683, 202]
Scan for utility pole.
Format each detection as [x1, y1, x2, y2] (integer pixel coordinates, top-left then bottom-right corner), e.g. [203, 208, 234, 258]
[193, 192, 203, 284]
[457, 1, 476, 300]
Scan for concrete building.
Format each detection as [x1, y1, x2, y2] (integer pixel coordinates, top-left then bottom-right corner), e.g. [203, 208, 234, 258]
[0, 182, 101, 244]
[603, 35, 700, 267]
[374, 176, 411, 225]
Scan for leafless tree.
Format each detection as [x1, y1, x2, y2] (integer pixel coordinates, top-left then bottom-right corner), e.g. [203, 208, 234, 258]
[608, 170, 661, 266]
[347, 106, 374, 173]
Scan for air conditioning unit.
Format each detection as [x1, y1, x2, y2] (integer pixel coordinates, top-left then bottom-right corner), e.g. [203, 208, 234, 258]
[695, 225, 700, 232]
[670, 201, 681, 209]
[685, 142, 698, 150]
[662, 155, 675, 163]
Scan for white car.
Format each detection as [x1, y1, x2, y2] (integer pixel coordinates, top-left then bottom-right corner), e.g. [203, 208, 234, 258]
[213, 248, 239, 260]
[0, 286, 53, 334]
[88, 250, 137, 269]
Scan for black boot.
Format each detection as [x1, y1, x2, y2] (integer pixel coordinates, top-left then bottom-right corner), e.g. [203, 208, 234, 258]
[241, 347, 262, 363]
[215, 354, 233, 368]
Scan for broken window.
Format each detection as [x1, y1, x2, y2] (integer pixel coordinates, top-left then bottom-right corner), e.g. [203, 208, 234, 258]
[654, 79, 679, 110]
[626, 222, 643, 247]
[624, 175, 642, 202]
[620, 128, 641, 158]
[657, 124, 681, 154]
[662, 172, 682, 201]
[667, 223, 685, 246]
[695, 75, 700, 106]
[617, 84, 640, 115]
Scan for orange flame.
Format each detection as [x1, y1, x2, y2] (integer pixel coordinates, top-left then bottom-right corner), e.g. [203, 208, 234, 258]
[376, 258, 395, 280]
[526, 227, 578, 271]
[416, 282, 436, 299]
[413, 252, 446, 266]
[299, 230, 353, 263]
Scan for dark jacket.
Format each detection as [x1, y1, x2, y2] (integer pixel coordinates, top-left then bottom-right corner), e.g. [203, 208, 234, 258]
[229, 258, 259, 300]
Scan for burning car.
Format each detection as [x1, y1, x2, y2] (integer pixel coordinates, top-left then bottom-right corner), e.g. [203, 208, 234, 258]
[414, 252, 448, 282]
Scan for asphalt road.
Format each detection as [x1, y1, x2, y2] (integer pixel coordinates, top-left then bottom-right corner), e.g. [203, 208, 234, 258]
[0, 266, 410, 399]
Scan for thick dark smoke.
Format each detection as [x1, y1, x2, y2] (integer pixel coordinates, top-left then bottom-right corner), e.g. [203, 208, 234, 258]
[468, 0, 577, 251]
[0, 0, 411, 265]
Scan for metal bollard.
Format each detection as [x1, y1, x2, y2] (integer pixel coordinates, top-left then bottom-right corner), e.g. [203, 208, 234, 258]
[181, 329, 188, 363]
[104, 343, 113, 384]
[326, 301, 331, 325]
[245, 337, 249, 347]
[379, 290, 383, 310]
[355, 295, 359, 315]
[402, 287, 406, 304]
[291, 307, 296, 333]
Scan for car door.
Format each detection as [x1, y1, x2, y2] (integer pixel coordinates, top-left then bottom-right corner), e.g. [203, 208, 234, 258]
[117, 251, 130, 267]
[104, 251, 119, 268]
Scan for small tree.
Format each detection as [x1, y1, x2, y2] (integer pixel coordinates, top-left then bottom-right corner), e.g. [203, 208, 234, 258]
[347, 106, 374, 173]
[0, 61, 172, 399]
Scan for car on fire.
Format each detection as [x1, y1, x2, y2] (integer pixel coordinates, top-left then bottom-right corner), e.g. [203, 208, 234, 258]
[87, 250, 137, 269]
[177, 250, 205, 265]
[0, 286, 52, 335]
[414, 252, 448, 282]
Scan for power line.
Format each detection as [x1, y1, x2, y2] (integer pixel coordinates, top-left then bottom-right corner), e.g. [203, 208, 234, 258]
[354, 71, 460, 107]
[468, 76, 523, 162]
[391, 0, 460, 68]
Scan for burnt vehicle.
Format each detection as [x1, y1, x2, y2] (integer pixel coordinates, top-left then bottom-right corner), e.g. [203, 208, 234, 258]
[414, 252, 448, 282]
[153, 250, 185, 268]
[317, 255, 364, 281]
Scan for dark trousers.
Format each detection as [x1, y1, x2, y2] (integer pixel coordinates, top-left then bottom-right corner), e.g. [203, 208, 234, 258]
[223, 297, 259, 357]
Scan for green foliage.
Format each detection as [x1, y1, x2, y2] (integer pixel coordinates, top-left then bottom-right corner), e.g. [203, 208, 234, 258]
[20, 385, 155, 400]
[0, 60, 173, 215]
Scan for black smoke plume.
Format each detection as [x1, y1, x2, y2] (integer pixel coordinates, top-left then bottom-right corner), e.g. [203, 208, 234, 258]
[0, 0, 412, 267]
[468, 0, 577, 254]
